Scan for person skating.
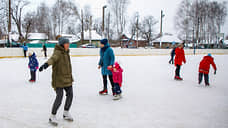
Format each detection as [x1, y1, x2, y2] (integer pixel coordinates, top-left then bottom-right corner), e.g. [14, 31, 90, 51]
[98, 39, 115, 95]
[39, 37, 74, 126]
[28, 52, 39, 82]
[108, 62, 123, 100]
[174, 43, 186, 80]
[169, 46, 176, 64]
[22, 43, 28, 58]
[198, 53, 217, 86]
[42, 44, 47, 58]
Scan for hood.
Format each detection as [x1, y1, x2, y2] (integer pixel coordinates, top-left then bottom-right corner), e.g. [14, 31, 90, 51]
[54, 44, 69, 53]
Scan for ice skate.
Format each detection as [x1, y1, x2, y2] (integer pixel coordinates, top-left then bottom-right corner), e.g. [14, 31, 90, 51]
[49, 114, 58, 126]
[63, 111, 74, 121]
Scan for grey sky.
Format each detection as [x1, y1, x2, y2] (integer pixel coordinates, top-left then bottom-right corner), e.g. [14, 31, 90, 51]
[25, 0, 228, 36]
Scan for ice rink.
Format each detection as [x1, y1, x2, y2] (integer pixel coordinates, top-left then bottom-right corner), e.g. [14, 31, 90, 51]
[0, 55, 227, 128]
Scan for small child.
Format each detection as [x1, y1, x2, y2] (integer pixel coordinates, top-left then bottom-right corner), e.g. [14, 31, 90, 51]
[28, 52, 39, 82]
[108, 62, 123, 100]
[198, 53, 217, 86]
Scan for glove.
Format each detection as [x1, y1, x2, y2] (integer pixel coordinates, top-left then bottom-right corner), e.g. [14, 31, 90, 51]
[39, 63, 49, 72]
[36, 66, 39, 70]
[214, 70, 216, 75]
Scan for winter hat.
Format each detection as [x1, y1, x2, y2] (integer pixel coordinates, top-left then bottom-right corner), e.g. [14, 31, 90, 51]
[207, 53, 212, 57]
[100, 39, 108, 45]
[58, 37, 70, 46]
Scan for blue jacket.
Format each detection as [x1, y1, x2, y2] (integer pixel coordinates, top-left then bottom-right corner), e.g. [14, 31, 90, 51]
[22, 45, 28, 51]
[28, 53, 39, 71]
[99, 43, 115, 75]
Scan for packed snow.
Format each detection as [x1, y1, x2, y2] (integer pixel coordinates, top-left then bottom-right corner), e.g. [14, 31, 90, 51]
[0, 55, 228, 128]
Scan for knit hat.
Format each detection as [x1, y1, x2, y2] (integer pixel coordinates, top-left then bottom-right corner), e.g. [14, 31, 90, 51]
[58, 37, 70, 45]
[100, 39, 108, 45]
[207, 53, 212, 57]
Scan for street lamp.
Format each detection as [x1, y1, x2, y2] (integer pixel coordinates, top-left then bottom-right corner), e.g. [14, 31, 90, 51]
[102, 5, 107, 38]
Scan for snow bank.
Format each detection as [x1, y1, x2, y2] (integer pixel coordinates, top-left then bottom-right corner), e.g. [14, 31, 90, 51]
[0, 48, 228, 58]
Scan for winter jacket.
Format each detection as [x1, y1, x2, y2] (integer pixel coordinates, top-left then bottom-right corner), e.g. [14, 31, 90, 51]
[199, 56, 217, 74]
[28, 53, 39, 71]
[174, 47, 186, 66]
[22, 45, 28, 51]
[108, 62, 123, 87]
[99, 43, 115, 75]
[47, 45, 73, 89]
[171, 47, 176, 56]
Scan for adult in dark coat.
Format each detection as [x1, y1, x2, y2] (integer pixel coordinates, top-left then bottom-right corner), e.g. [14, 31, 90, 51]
[42, 44, 47, 58]
[169, 47, 176, 64]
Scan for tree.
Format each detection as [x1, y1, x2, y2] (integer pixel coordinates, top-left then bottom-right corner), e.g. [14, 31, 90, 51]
[128, 12, 140, 41]
[22, 12, 35, 40]
[11, 0, 30, 42]
[107, 0, 129, 37]
[0, 0, 8, 38]
[139, 16, 158, 45]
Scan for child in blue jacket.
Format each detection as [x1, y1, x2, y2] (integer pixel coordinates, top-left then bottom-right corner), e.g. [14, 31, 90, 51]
[28, 52, 39, 82]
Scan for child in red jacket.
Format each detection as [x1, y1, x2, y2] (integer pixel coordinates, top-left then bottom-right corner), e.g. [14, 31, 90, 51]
[108, 62, 123, 100]
[198, 53, 217, 86]
[174, 43, 186, 80]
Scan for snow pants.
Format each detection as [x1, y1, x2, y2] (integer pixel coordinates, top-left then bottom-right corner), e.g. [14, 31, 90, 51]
[199, 73, 209, 85]
[52, 86, 73, 115]
[113, 83, 122, 95]
[30, 70, 36, 81]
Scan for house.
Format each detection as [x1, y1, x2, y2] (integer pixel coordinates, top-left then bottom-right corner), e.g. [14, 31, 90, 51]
[152, 34, 181, 48]
[27, 33, 48, 43]
[78, 30, 102, 47]
[112, 34, 148, 48]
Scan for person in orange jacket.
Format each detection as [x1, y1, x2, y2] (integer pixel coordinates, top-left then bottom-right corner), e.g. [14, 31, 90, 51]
[198, 53, 217, 86]
[174, 43, 186, 80]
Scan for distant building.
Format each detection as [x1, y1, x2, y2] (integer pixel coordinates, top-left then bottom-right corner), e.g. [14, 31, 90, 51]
[152, 34, 181, 48]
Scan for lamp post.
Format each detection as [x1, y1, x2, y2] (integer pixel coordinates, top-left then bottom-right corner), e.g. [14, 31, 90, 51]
[102, 5, 107, 38]
[8, 0, 11, 47]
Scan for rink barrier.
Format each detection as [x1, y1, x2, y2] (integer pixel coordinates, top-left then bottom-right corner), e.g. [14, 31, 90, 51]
[0, 48, 228, 59]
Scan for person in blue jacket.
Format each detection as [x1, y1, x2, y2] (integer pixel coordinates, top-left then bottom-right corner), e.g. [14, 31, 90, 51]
[22, 43, 28, 57]
[169, 46, 176, 64]
[28, 52, 39, 82]
[98, 39, 115, 95]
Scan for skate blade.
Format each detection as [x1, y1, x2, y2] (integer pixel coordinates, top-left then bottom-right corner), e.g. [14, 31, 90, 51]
[63, 117, 74, 122]
[49, 119, 58, 126]
[99, 93, 108, 95]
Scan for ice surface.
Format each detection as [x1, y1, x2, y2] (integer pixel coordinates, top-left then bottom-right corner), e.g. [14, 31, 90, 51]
[0, 55, 227, 128]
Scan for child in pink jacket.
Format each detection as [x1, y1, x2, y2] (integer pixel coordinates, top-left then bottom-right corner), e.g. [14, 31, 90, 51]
[108, 62, 123, 100]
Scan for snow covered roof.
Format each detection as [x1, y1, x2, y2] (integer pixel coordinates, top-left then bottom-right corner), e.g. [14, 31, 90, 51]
[224, 40, 228, 45]
[153, 34, 181, 43]
[83, 30, 101, 40]
[0, 40, 7, 44]
[61, 34, 80, 43]
[27, 33, 48, 40]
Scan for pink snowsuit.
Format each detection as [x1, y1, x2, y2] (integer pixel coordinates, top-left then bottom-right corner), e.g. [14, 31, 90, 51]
[108, 62, 123, 87]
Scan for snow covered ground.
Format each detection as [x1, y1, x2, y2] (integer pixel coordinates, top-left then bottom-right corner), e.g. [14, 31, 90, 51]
[0, 55, 228, 128]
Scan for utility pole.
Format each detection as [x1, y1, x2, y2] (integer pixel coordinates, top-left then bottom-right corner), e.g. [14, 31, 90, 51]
[58, 0, 61, 35]
[102, 5, 107, 38]
[136, 13, 139, 48]
[81, 9, 84, 44]
[159, 10, 165, 48]
[8, 0, 11, 47]
[89, 16, 92, 45]
[107, 12, 110, 41]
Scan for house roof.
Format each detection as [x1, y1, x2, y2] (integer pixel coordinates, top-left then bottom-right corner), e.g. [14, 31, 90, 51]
[153, 34, 181, 43]
[27, 33, 48, 40]
[82, 30, 101, 40]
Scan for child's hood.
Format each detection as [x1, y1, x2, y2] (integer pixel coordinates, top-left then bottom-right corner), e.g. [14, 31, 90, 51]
[114, 62, 123, 72]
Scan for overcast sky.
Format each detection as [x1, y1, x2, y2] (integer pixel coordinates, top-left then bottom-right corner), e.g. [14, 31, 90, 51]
[25, 0, 228, 36]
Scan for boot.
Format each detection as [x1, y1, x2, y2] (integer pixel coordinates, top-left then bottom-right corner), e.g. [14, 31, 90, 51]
[174, 76, 183, 80]
[99, 89, 108, 95]
[63, 110, 74, 121]
[49, 114, 58, 126]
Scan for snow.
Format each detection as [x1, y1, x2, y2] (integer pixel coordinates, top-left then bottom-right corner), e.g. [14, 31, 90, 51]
[0, 55, 228, 128]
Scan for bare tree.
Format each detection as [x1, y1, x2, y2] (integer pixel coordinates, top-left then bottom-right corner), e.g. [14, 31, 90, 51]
[139, 16, 158, 45]
[128, 12, 140, 41]
[11, 0, 29, 42]
[107, 0, 129, 37]
[22, 12, 35, 40]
